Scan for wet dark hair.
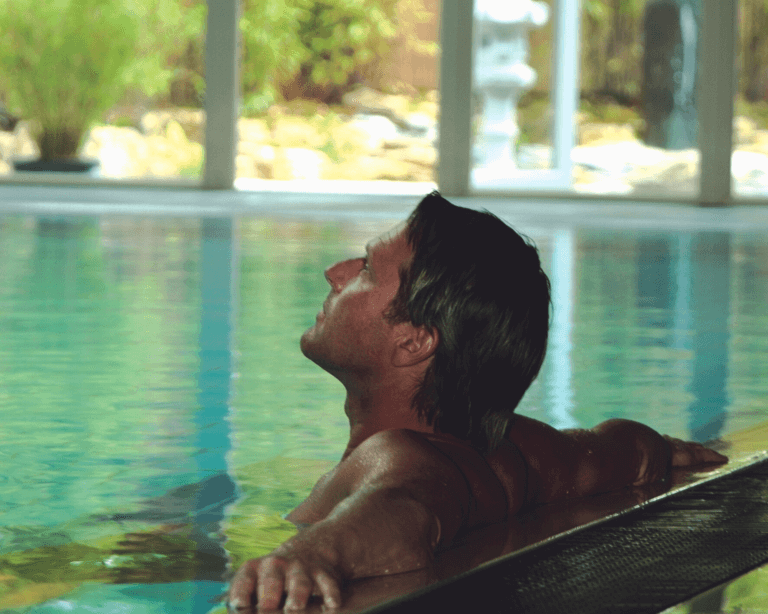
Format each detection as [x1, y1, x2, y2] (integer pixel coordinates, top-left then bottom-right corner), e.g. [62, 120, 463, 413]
[386, 191, 551, 453]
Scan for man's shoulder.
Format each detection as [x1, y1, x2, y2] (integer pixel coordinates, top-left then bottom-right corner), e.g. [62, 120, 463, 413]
[359, 430, 519, 523]
[286, 431, 442, 525]
[347, 429, 460, 475]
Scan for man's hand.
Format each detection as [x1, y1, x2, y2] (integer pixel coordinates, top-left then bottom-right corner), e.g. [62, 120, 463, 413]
[663, 436, 728, 468]
[228, 535, 343, 611]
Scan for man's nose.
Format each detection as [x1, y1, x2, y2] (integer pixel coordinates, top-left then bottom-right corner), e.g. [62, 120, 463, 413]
[324, 258, 360, 292]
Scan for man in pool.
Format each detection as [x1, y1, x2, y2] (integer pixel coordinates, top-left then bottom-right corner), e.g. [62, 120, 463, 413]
[228, 192, 727, 611]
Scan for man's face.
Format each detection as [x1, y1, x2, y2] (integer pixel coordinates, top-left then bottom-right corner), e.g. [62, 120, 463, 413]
[300, 222, 411, 377]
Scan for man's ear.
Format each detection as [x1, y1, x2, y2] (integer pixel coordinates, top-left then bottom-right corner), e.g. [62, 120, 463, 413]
[391, 324, 439, 367]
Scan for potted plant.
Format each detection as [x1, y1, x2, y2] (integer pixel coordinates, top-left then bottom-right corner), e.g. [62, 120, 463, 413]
[0, 0, 179, 173]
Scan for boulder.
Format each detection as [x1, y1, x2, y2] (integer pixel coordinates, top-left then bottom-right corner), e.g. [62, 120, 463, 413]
[272, 147, 331, 181]
[238, 118, 270, 146]
[237, 145, 276, 179]
[741, 129, 768, 154]
[83, 126, 150, 177]
[0, 131, 16, 163]
[572, 166, 633, 194]
[734, 116, 758, 147]
[327, 122, 372, 155]
[325, 155, 428, 182]
[271, 116, 325, 149]
[579, 122, 638, 146]
[0, 122, 38, 163]
[732, 150, 768, 181]
[141, 109, 204, 144]
[84, 122, 203, 178]
[342, 86, 412, 120]
[388, 143, 437, 169]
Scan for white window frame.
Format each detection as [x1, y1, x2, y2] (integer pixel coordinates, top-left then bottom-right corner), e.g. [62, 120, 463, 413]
[203, 0, 240, 190]
[0, 0, 754, 207]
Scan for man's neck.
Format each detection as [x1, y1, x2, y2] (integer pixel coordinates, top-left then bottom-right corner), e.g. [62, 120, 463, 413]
[341, 389, 433, 461]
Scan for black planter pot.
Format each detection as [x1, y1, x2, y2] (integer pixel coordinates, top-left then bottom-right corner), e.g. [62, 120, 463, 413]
[13, 158, 100, 175]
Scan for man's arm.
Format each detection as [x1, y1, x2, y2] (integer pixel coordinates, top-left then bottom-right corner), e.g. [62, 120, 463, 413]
[227, 429, 471, 611]
[509, 416, 728, 505]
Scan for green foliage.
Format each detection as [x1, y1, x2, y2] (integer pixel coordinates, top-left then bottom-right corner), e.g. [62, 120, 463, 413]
[0, 0, 204, 159]
[294, 0, 398, 99]
[240, 0, 401, 112]
[240, 0, 311, 114]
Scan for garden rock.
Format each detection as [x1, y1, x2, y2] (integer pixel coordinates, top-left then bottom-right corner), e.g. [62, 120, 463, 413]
[141, 109, 204, 144]
[579, 122, 637, 145]
[272, 147, 331, 181]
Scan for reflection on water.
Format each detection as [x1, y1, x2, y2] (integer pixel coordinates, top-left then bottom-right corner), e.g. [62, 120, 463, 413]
[1, 213, 768, 611]
[633, 232, 731, 443]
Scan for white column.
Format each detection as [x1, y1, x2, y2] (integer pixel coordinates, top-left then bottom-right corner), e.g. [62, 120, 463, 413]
[203, 0, 240, 190]
[438, 0, 474, 197]
[698, 0, 736, 205]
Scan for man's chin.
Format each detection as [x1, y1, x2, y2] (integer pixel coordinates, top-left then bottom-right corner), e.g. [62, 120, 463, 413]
[300, 326, 321, 361]
[299, 327, 313, 354]
[300, 330, 340, 375]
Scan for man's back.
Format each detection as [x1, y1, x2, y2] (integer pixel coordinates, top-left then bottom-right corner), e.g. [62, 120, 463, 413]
[285, 415, 701, 539]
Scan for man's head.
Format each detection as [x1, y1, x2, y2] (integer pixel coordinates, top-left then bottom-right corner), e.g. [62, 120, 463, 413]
[300, 222, 420, 381]
[386, 192, 551, 453]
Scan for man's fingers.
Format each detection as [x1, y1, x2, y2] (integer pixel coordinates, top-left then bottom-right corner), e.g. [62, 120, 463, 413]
[257, 559, 288, 611]
[314, 571, 342, 609]
[665, 437, 728, 468]
[284, 565, 314, 610]
[228, 556, 342, 611]
[227, 559, 259, 611]
[696, 445, 728, 464]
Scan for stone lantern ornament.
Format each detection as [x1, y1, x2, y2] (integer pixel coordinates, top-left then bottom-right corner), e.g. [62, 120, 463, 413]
[473, 0, 549, 178]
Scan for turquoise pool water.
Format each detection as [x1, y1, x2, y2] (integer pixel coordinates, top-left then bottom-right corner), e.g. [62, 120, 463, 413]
[1, 211, 768, 612]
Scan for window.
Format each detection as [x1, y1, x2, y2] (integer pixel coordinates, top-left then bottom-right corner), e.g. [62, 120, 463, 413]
[733, 1, 768, 199]
[235, 0, 440, 192]
[0, 0, 206, 183]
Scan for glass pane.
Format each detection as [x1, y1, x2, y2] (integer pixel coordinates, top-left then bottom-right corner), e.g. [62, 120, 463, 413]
[469, 0, 703, 196]
[576, 0, 700, 197]
[236, 0, 439, 190]
[0, 0, 207, 182]
[471, 0, 558, 186]
[733, 1, 768, 198]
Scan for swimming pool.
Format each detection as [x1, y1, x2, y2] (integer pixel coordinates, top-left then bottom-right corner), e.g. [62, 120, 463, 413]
[1, 201, 768, 612]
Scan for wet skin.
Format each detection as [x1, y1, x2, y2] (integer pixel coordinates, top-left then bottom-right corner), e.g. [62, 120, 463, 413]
[228, 223, 728, 612]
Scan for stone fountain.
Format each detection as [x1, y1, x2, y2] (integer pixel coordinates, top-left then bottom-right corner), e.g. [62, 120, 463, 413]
[473, 0, 549, 178]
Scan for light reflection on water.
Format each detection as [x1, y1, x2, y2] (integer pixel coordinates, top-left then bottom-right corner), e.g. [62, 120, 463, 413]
[1, 213, 767, 611]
